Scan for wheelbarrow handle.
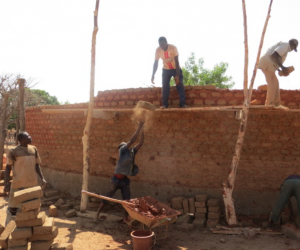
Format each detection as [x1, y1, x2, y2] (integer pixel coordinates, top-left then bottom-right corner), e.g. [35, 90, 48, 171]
[81, 190, 133, 206]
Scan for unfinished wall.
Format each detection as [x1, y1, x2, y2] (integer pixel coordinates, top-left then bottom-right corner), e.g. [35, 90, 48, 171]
[26, 87, 300, 216]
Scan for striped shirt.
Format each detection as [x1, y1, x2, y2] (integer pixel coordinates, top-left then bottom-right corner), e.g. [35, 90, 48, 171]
[155, 44, 179, 70]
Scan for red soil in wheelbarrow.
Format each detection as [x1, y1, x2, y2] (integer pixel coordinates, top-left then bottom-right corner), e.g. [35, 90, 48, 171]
[126, 196, 177, 219]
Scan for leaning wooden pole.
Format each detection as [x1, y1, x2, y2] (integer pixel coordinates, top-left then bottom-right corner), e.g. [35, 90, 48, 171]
[18, 78, 26, 132]
[222, 0, 273, 225]
[248, 0, 273, 99]
[80, 0, 100, 212]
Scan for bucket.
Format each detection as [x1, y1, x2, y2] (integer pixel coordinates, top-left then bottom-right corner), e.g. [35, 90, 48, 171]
[131, 230, 155, 250]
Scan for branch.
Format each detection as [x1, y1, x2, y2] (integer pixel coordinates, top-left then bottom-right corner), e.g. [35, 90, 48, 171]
[242, 0, 249, 101]
[248, 0, 273, 99]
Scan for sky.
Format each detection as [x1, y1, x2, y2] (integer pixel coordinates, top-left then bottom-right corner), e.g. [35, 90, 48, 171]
[0, 0, 299, 104]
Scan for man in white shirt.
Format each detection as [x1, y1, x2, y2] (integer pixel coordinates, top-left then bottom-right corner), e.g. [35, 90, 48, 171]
[151, 37, 188, 109]
[258, 39, 298, 109]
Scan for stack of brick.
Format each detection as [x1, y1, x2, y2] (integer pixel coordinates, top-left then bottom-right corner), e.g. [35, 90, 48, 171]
[55, 198, 77, 218]
[207, 198, 220, 228]
[194, 194, 208, 228]
[171, 196, 184, 215]
[9, 186, 58, 250]
[42, 189, 60, 207]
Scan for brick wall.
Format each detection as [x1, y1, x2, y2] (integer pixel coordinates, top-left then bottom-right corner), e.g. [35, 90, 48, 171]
[95, 86, 300, 109]
[26, 87, 300, 215]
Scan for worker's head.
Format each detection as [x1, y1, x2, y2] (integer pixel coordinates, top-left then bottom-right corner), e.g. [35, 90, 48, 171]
[118, 142, 127, 149]
[17, 132, 32, 145]
[289, 39, 298, 52]
[158, 37, 168, 51]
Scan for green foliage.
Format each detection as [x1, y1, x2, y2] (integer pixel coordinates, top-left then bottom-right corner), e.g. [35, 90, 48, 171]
[26, 89, 60, 106]
[170, 53, 235, 89]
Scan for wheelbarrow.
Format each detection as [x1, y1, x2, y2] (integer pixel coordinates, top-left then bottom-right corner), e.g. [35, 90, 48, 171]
[82, 190, 180, 239]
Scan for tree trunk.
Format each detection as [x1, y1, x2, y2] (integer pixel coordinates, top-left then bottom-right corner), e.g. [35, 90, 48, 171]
[80, 0, 100, 212]
[222, 0, 273, 225]
[0, 94, 9, 169]
[18, 78, 26, 132]
[15, 103, 20, 145]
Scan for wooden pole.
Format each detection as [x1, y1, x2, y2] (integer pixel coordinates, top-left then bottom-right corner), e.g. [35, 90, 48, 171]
[18, 78, 25, 132]
[0, 94, 9, 168]
[242, 0, 249, 101]
[248, 0, 273, 99]
[222, 0, 273, 225]
[80, 0, 100, 212]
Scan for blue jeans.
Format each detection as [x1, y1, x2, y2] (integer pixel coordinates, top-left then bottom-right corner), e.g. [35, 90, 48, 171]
[102, 175, 131, 204]
[271, 179, 300, 222]
[162, 68, 186, 107]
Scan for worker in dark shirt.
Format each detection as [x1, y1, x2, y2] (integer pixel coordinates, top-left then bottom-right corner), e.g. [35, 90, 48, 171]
[267, 175, 300, 229]
[94, 120, 145, 222]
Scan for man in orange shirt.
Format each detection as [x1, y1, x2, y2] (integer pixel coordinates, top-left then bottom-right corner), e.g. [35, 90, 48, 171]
[151, 37, 188, 109]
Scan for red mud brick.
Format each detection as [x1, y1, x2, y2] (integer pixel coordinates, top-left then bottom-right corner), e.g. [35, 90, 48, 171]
[16, 211, 47, 228]
[49, 205, 58, 217]
[195, 201, 206, 208]
[0, 220, 16, 249]
[11, 227, 32, 240]
[13, 186, 43, 205]
[29, 227, 58, 242]
[188, 197, 195, 214]
[195, 194, 207, 202]
[182, 199, 189, 214]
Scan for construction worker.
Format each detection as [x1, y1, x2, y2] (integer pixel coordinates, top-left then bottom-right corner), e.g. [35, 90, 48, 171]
[258, 39, 298, 109]
[151, 36, 188, 109]
[94, 120, 145, 222]
[267, 175, 300, 230]
[4, 132, 47, 218]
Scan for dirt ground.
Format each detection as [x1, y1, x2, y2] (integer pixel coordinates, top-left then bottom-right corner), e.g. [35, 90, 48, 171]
[1, 196, 300, 250]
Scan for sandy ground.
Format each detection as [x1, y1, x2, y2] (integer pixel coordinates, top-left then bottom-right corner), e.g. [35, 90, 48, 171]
[1, 196, 300, 250]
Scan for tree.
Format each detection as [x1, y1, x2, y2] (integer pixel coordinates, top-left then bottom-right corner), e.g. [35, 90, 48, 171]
[171, 53, 235, 89]
[0, 74, 21, 166]
[25, 89, 60, 107]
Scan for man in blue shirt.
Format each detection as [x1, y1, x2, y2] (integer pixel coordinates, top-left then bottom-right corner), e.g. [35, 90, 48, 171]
[94, 120, 145, 222]
[267, 175, 300, 230]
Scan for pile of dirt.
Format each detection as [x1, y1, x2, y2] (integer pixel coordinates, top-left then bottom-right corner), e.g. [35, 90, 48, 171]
[126, 196, 175, 219]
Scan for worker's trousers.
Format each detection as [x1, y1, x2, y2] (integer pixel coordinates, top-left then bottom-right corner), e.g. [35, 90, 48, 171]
[262, 69, 281, 106]
[162, 69, 186, 108]
[271, 179, 300, 222]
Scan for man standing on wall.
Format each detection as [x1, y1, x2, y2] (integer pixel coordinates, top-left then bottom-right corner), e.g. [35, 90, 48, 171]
[4, 132, 47, 217]
[94, 120, 145, 222]
[258, 39, 298, 109]
[151, 37, 188, 109]
[267, 175, 300, 230]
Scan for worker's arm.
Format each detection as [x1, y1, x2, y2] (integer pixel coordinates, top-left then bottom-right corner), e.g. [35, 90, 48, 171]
[151, 60, 158, 84]
[36, 164, 47, 189]
[134, 128, 144, 152]
[271, 52, 289, 75]
[126, 120, 145, 149]
[4, 165, 12, 193]
[174, 56, 181, 84]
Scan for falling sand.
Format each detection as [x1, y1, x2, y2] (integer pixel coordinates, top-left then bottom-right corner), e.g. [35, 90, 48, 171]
[131, 101, 155, 130]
